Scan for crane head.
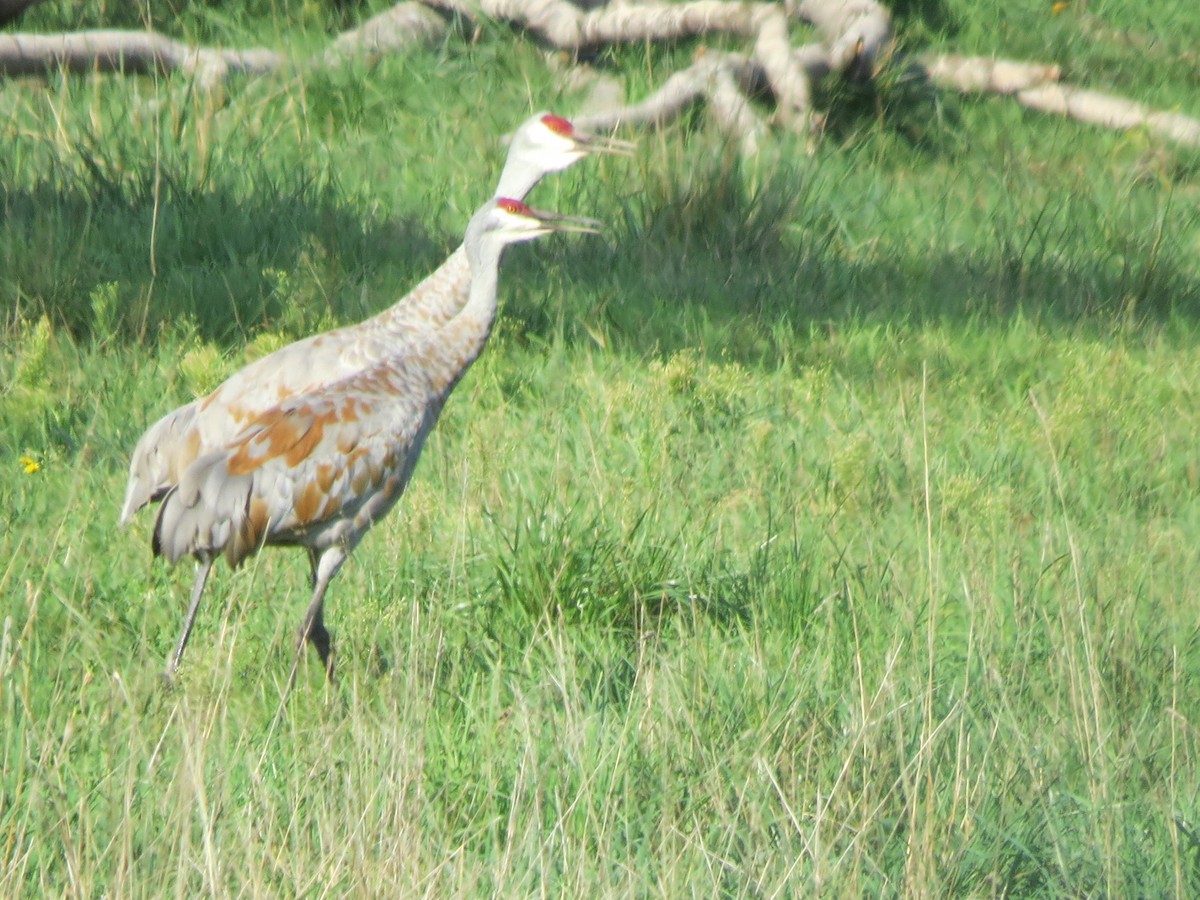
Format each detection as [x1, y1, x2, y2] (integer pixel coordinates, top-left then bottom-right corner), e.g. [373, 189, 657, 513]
[469, 197, 601, 251]
[507, 112, 635, 175]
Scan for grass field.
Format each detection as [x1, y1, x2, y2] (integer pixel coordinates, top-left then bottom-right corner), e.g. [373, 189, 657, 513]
[3, 0, 1200, 894]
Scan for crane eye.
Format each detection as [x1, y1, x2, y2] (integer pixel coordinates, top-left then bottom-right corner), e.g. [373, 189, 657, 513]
[497, 198, 530, 215]
[540, 114, 574, 136]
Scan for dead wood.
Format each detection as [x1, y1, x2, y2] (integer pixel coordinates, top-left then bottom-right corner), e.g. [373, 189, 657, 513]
[0, 29, 283, 87]
[925, 53, 1200, 149]
[1, 1, 1196, 152]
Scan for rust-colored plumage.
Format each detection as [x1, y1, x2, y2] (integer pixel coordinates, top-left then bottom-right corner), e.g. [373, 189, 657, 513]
[120, 114, 630, 527]
[137, 198, 599, 683]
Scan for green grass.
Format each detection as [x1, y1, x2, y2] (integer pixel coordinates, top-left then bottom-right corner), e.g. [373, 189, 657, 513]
[4, 0, 1200, 894]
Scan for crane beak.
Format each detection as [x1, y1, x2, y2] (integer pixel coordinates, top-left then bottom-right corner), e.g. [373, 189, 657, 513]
[574, 130, 637, 158]
[530, 208, 603, 235]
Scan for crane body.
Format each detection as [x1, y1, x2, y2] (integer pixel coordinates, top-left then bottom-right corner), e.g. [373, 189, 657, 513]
[143, 198, 599, 681]
[121, 114, 630, 524]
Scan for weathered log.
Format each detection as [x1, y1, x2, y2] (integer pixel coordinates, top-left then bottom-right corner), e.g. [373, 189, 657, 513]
[923, 54, 1060, 94]
[793, 0, 891, 78]
[0, 1, 1195, 155]
[324, 3, 451, 64]
[0, 30, 282, 87]
[1017, 83, 1200, 148]
[924, 53, 1200, 148]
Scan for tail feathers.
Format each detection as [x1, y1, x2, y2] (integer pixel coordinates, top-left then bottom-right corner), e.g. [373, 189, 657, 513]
[153, 453, 267, 568]
[121, 477, 171, 527]
[120, 477, 147, 527]
[121, 402, 200, 525]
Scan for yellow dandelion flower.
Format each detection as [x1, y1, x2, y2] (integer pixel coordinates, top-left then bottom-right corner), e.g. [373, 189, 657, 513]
[19, 455, 41, 474]
[1051, 1, 1070, 14]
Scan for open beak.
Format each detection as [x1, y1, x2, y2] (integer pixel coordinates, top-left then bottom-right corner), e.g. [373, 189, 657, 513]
[530, 208, 603, 235]
[574, 130, 637, 158]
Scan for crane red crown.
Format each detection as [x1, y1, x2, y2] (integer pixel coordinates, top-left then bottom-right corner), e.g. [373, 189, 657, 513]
[497, 198, 532, 215]
[540, 114, 574, 136]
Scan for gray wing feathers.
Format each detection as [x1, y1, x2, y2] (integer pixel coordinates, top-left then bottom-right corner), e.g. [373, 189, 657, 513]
[152, 453, 258, 566]
[150, 358, 446, 568]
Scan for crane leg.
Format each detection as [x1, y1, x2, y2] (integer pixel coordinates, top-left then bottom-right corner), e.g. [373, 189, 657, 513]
[288, 546, 347, 689]
[166, 552, 215, 683]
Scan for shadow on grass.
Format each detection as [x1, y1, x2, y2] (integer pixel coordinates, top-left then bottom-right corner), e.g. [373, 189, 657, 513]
[6, 115, 1197, 366]
[888, 0, 960, 34]
[0, 169, 446, 346]
[502, 149, 1200, 366]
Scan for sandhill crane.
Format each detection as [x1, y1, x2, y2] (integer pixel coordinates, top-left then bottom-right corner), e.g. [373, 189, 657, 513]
[121, 114, 630, 525]
[151, 198, 599, 683]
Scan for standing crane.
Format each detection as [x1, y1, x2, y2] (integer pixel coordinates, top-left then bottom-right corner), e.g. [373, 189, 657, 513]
[150, 198, 600, 683]
[120, 113, 631, 525]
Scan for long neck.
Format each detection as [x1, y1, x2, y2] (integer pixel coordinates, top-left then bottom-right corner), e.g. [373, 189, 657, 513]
[455, 238, 504, 352]
[494, 159, 542, 205]
[416, 238, 504, 396]
[370, 244, 472, 335]
[368, 163, 541, 338]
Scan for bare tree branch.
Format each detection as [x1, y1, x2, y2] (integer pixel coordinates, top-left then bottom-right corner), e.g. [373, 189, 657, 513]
[924, 53, 1200, 148]
[793, 0, 891, 78]
[0, 29, 283, 87]
[325, 3, 451, 64]
[574, 53, 751, 132]
[449, 0, 772, 48]
[1016, 83, 1200, 148]
[709, 61, 770, 155]
[922, 54, 1061, 94]
[1, 0, 1196, 154]
[753, 9, 815, 129]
